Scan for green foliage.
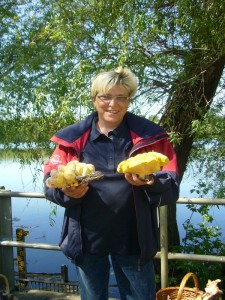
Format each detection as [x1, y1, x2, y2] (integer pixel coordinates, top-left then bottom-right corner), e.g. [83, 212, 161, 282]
[169, 204, 225, 289]
[0, 0, 224, 201]
[49, 203, 58, 227]
[1, 0, 225, 127]
[189, 108, 225, 198]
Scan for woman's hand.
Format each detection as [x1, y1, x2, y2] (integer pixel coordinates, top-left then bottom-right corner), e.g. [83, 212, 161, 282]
[62, 183, 89, 199]
[125, 173, 155, 186]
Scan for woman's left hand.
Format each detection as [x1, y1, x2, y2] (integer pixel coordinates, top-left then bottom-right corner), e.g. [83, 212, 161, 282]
[125, 173, 155, 186]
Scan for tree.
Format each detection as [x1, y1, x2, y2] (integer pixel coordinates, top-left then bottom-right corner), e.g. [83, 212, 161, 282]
[1, 0, 225, 245]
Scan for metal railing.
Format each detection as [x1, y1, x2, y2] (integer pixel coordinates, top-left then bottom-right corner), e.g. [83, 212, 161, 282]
[0, 189, 225, 292]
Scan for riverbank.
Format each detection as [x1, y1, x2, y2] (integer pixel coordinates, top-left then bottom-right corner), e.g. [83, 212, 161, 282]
[11, 290, 119, 299]
[11, 290, 80, 299]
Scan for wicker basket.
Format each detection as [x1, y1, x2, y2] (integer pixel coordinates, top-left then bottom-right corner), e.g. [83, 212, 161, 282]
[156, 272, 203, 300]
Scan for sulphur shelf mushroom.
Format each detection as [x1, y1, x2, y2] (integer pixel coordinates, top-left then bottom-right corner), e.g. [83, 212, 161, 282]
[117, 151, 169, 180]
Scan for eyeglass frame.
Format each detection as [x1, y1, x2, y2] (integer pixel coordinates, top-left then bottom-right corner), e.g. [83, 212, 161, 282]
[96, 95, 130, 104]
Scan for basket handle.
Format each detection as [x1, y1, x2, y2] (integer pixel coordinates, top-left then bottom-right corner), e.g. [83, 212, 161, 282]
[177, 272, 199, 300]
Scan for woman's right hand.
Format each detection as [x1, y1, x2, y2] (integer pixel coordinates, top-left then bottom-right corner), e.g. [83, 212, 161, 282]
[62, 183, 89, 199]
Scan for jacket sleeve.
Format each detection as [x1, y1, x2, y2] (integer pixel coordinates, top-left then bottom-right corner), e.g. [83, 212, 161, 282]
[43, 144, 83, 207]
[143, 170, 180, 206]
[141, 138, 180, 206]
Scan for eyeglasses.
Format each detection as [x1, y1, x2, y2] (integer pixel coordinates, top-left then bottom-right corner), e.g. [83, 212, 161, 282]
[97, 95, 130, 104]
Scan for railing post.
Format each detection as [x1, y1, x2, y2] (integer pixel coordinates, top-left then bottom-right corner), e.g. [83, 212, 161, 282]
[160, 205, 168, 288]
[61, 265, 68, 283]
[16, 228, 29, 279]
[0, 187, 14, 291]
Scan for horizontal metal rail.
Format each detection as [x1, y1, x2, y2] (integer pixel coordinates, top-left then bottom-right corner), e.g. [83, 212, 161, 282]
[0, 190, 225, 291]
[154, 252, 225, 262]
[177, 198, 225, 205]
[1, 190, 225, 204]
[1, 242, 225, 263]
[0, 191, 45, 198]
[0, 241, 60, 250]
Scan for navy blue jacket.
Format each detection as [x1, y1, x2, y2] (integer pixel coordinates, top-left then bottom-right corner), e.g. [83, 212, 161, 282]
[44, 112, 179, 264]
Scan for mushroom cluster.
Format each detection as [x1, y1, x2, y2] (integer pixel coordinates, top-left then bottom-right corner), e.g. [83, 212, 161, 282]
[46, 161, 96, 188]
[117, 151, 169, 180]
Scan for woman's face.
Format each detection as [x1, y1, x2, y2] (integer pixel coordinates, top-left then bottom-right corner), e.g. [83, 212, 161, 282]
[92, 85, 130, 130]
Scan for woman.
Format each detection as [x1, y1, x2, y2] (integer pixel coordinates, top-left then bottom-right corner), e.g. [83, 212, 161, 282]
[44, 67, 179, 300]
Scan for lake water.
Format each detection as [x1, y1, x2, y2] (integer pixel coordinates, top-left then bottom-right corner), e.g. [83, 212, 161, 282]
[0, 160, 224, 284]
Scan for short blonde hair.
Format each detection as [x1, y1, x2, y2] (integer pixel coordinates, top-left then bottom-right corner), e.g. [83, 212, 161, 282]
[91, 67, 138, 98]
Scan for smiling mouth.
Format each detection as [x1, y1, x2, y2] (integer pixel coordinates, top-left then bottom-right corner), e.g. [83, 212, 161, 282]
[106, 110, 119, 114]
